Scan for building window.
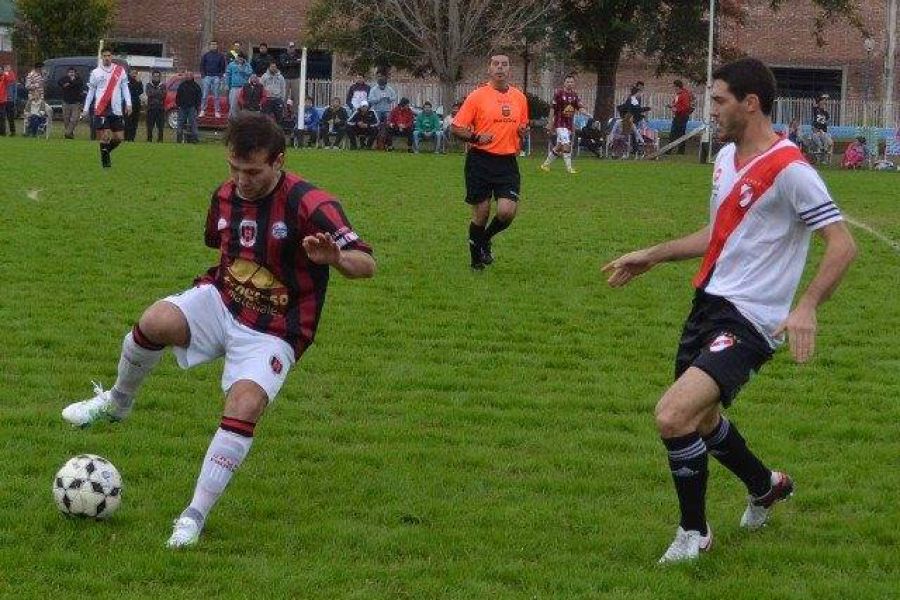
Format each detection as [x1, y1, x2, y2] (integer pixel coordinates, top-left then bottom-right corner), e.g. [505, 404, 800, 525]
[0, 26, 11, 52]
[111, 41, 164, 57]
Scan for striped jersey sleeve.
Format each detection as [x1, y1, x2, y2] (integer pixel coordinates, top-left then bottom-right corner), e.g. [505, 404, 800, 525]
[782, 163, 843, 230]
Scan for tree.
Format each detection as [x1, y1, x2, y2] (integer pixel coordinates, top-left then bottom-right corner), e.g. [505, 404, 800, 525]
[308, 0, 553, 106]
[12, 0, 117, 67]
[553, 0, 863, 123]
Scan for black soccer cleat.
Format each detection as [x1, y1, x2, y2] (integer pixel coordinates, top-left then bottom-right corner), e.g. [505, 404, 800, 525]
[480, 240, 494, 265]
[100, 146, 111, 168]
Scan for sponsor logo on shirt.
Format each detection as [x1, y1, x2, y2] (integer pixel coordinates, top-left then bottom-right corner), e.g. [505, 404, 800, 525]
[240, 219, 257, 247]
[709, 333, 736, 353]
[271, 221, 288, 239]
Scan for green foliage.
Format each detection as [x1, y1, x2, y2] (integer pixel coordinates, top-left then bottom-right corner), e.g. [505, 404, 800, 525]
[12, 0, 116, 66]
[526, 92, 551, 121]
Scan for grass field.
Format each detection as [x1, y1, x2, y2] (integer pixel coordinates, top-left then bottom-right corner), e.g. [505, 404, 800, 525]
[0, 135, 898, 599]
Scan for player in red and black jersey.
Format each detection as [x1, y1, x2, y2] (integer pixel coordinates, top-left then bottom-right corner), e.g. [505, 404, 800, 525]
[62, 113, 375, 548]
[541, 73, 591, 174]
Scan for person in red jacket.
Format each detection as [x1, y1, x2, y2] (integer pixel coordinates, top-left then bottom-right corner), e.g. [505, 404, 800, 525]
[385, 97, 414, 151]
[669, 80, 694, 155]
[0, 65, 16, 136]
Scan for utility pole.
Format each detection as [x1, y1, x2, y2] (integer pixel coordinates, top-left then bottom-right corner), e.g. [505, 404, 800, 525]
[700, 0, 715, 163]
[885, 0, 897, 129]
[201, 0, 216, 50]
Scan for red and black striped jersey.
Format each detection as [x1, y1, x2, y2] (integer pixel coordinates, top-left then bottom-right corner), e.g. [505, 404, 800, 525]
[197, 171, 372, 358]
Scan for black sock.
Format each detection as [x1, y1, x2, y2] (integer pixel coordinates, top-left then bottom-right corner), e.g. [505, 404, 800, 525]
[703, 417, 771, 497]
[100, 141, 110, 152]
[469, 222, 486, 262]
[662, 433, 708, 534]
[108, 139, 122, 152]
[484, 216, 510, 240]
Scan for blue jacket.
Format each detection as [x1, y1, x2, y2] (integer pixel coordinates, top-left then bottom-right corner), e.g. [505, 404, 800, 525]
[225, 61, 252, 89]
[200, 51, 227, 77]
[303, 106, 321, 130]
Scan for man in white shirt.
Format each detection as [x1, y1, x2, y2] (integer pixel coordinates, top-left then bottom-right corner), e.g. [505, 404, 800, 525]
[602, 58, 857, 564]
[82, 48, 132, 168]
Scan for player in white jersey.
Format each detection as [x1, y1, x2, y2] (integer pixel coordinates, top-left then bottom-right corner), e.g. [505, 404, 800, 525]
[82, 48, 132, 168]
[602, 58, 857, 564]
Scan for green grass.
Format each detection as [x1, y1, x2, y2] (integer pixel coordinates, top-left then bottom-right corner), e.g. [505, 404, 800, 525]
[0, 137, 898, 599]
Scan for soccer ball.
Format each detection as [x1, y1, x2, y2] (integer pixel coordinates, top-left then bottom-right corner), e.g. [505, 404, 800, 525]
[52, 454, 123, 519]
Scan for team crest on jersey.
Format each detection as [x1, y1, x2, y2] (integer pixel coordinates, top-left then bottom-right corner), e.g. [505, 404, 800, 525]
[738, 183, 755, 208]
[271, 221, 288, 239]
[239, 219, 257, 247]
[709, 333, 736, 353]
[217, 217, 228, 231]
[501, 104, 511, 117]
[270, 355, 283, 375]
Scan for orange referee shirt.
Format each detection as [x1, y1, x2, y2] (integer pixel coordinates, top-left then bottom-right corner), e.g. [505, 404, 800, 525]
[452, 84, 529, 156]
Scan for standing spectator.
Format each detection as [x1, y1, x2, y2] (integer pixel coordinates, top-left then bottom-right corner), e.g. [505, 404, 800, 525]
[25, 62, 45, 100]
[346, 74, 370, 111]
[368, 74, 397, 124]
[251, 43, 274, 77]
[239, 75, 267, 113]
[278, 42, 303, 107]
[260, 62, 286, 123]
[228, 41, 243, 63]
[145, 70, 166, 142]
[810, 94, 833, 156]
[347, 100, 378, 149]
[24, 95, 52, 137]
[1, 65, 16, 136]
[413, 101, 443, 153]
[58, 66, 84, 139]
[294, 96, 320, 147]
[124, 69, 144, 142]
[669, 79, 694, 155]
[175, 72, 201, 143]
[225, 53, 252, 119]
[200, 41, 227, 118]
[385, 97, 414, 151]
[319, 96, 349, 149]
[442, 101, 461, 150]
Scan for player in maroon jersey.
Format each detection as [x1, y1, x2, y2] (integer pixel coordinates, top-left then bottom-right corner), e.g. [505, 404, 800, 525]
[61, 113, 376, 548]
[541, 73, 591, 174]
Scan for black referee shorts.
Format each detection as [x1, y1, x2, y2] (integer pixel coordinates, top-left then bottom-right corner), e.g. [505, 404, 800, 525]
[464, 149, 521, 205]
[674, 291, 773, 407]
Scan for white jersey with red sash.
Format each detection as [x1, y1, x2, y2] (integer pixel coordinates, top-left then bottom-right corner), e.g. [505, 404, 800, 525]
[695, 138, 843, 347]
[83, 64, 131, 116]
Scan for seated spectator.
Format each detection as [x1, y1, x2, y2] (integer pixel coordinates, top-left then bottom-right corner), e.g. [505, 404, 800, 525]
[294, 96, 320, 147]
[579, 117, 605, 158]
[841, 136, 871, 169]
[260, 62, 287, 123]
[319, 96, 349, 149]
[346, 74, 370, 111]
[413, 101, 443, 153]
[442, 101, 462, 150]
[239, 75, 267, 112]
[348, 100, 379, 149]
[24, 95, 52, 137]
[809, 95, 833, 156]
[385, 97, 414, 151]
[607, 113, 636, 159]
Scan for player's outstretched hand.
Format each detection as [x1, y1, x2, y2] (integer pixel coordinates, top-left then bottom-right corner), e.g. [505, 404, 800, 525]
[774, 305, 817, 364]
[303, 232, 341, 266]
[601, 249, 656, 288]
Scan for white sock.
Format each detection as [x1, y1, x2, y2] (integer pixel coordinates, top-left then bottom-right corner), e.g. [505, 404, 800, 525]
[186, 427, 254, 526]
[543, 150, 557, 166]
[563, 153, 573, 169]
[111, 330, 163, 414]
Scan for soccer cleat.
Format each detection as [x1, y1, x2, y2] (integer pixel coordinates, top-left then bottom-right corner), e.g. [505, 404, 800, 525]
[166, 516, 202, 549]
[740, 471, 794, 530]
[567, 167, 579, 174]
[100, 146, 111, 168]
[198, 110, 205, 118]
[61, 382, 127, 427]
[539, 163, 551, 172]
[658, 525, 713, 564]
[480, 240, 494, 265]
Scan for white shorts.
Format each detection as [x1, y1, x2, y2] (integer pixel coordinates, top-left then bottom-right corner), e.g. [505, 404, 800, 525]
[555, 127, 572, 146]
[162, 284, 295, 402]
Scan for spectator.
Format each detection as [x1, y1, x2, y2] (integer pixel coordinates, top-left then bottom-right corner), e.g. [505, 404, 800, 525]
[58, 66, 84, 139]
[260, 62, 286, 123]
[251, 43, 274, 77]
[228, 41, 243, 63]
[124, 69, 144, 142]
[200, 40, 227, 118]
[368, 74, 397, 124]
[669, 79, 693, 155]
[1, 64, 16, 136]
[347, 100, 378, 149]
[346, 74, 370, 111]
[225, 53, 252, 119]
[787, 118, 802, 147]
[24, 95, 51, 137]
[809, 94, 833, 156]
[175, 72, 201, 143]
[145, 70, 166, 142]
[239, 74, 267, 113]
[278, 42, 303, 106]
[442, 101, 461, 150]
[619, 81, 649, 126]
[385, 97, 414, 151]
[578, 117, 605, 158]
[319, 96, 349, 149]
[294, 96, 320, 147]
[842, 135, 871, 169]
[25, 62, 45, 100]
[413, 100, 443, 153]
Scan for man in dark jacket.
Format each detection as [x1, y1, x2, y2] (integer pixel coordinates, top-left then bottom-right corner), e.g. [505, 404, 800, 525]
[124, 69, 144, 142]
[319, 96, 349, 149]
[347, 101, 379, 149]
[277, 42, 303, 106]
[145, 70, 167, 142]
[251, 43, 274, 77]
[58, 66, 84, 138]
[176, 72, 202, 143]
[200, 41, 227, 118]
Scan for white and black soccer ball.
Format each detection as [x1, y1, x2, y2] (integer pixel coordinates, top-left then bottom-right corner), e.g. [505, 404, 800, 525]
[52, 454, 123, 519]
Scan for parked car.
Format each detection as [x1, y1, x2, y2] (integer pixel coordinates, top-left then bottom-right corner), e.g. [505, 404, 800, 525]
[42, 56, 130, 112]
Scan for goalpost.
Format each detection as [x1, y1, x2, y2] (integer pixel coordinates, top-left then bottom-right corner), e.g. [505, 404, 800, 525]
[295, 46, 308, 133]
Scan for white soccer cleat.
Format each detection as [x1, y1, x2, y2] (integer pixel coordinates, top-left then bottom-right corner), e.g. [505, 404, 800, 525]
[61, 382, 127, 427]
[567, 167, 579, 174]
[166, 516, 202, 549]
[658, 525, 713, 564]
[740, 471, 794, 530]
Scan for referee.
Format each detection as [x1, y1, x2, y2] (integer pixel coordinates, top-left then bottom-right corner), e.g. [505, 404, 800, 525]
[451, 54, 529, 270]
